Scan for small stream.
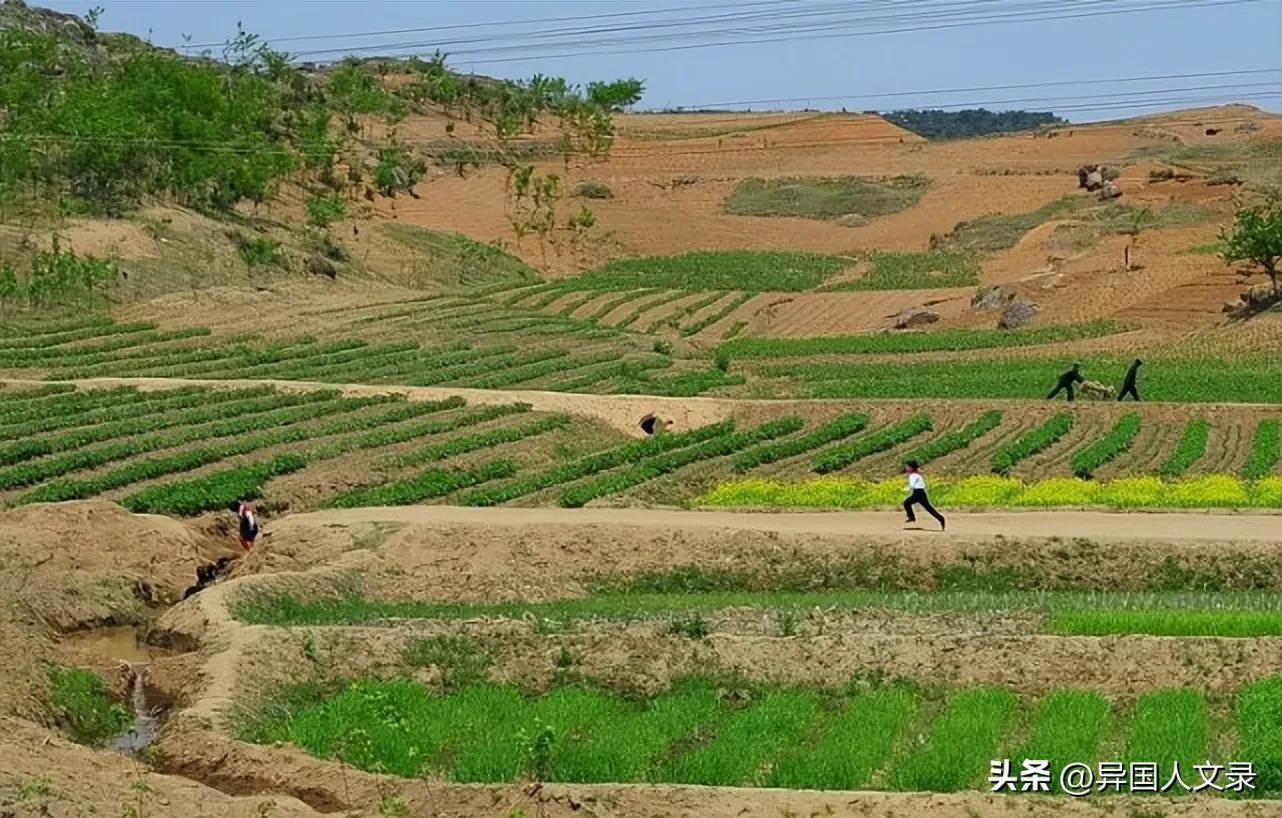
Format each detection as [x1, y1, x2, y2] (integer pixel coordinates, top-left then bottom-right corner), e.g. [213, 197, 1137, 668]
[62, 626, 163, 755]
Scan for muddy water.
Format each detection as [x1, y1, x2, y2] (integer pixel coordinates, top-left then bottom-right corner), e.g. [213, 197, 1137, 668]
[62, 627, 163, 754]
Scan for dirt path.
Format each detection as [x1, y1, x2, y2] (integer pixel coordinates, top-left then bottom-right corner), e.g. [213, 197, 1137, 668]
[282, 505, 1282, 542]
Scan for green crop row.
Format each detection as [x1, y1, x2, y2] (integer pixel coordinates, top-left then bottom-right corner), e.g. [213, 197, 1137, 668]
[543, 358, 671, 393]
[407, 348, 568, 387]
[314, 345, 515, 386]
[1243, 419, 1281, 480]
[613, 290, 692, 330]
[679, 291, 755, 337]
[648, 291, 726, 333]
[733, 412, 869, 471]
[1070, 413, 1141, 479]
[0, 392, 359, 493]
[559, 417, 804, 508]
[304, 403, 528, 462]
[48, 341, 269, 379]
[0, 320, 153, 351]
[991, 413, 1073, 475]
[812, 415, 933, 474]
[387, 415, 571, 469]
[454, 351, 618, 390]
[720, 322, 1121, 359]
[1159, 418, 1210, 477]
[615, 368, 745, 397]
[901, 410, 1003, 467]
[28, 398, 471, 505]
[0, 389, 325, 468]
[458, 421, 737, 507]
[0, 386, 244, 442]
[585, 290, 652, 323]
[0, 386, 142, 426]
[323, 460, 518, 508]
[121, 454, 308, 516]
[81, 339, 362, 380]
[0, 328, 211, 366]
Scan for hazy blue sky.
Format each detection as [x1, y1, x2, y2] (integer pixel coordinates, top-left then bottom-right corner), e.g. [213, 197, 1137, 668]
[44, 0, 1282, 121]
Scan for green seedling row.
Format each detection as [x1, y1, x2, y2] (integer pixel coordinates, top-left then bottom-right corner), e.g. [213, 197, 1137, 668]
[812, 414, 933, 473]
[1012, 690, 1110, 793]
[991, 412, 1073, 475]
[458, 420, 736, 507]
[887, 687, 1018, 792]
[614, 368, 745, 397]
[1070, 413, 1141, 479]
[121, 454, 308, 516]
[453, 351, 618, 390]
[559, 416, 804, 508]
[387, 414, 571, 469]
[0, 327, 211, 366]
[586, 290, 654, 323]
[679, 291, 755, 337]
[323, 459, 518, 508]
[1243, 419, 1281, 479]
[1159, 418, 1210, 476]
[406, 348, 568, 387]
[613, 290, 692, 330]
[0, 386, 244, 442]
[543, 357, 672, 393]
[733, 412, 869, 471]
[0, 386, 143, 426]
[900, 410, 1003, 467]
[1236, 676, 1282, 793]
[0, 320, 154, 351]
[1123, 689, 1208, 777]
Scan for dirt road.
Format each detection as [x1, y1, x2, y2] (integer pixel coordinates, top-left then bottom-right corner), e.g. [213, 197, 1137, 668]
[281, 505, 1282, 542]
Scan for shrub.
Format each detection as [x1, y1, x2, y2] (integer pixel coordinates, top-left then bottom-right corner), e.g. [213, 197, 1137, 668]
[991, 413, 1072, 475]
[47, 666, 131, 746]
[305, 194, 347, 228]
[236, 234, 281, 267]
[1070, 413, 1141, 479]
[574, 181, 613, 199]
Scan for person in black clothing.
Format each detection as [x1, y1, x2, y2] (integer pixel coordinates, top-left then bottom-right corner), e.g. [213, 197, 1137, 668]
[1118, 358, 1143, 401]
[1047, 362, 1084, 402]
[903, 460, 946, 530]
[228, 499, 259, 551]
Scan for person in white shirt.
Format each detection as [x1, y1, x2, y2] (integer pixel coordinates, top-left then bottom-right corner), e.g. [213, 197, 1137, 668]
[903, 459, 946, 530]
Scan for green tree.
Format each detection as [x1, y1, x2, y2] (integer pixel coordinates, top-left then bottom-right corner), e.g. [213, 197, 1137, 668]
[586, 78, 644, 110]
[305, 194, 347, 228]
[1221, 194, 1282, 295]
[0, 262, 22, 313]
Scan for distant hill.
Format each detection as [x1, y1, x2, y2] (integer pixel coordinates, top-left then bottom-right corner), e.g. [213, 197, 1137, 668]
[883, 108, 1067, 140]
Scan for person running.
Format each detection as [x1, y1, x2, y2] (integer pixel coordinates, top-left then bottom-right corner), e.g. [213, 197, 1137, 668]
[1047, 362, 1084, 402]
[903, 460, 946, 530]
[231, 500, 259, 551]
[1117, 358, 1143, 401]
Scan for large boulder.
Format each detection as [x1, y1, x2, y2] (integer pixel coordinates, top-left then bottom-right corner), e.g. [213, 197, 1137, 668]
[1098, 180, 1122, 200]
[1084, 170, 1104, 191]
[971, 285, 1016, 311]
[893, 306, 940, 329]
[1101, 166, 1121, 182]
[998, 299, 1038, 329]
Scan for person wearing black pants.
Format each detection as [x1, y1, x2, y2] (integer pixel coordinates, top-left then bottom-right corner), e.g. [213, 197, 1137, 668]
[1047, 362, 1084, 402]
[903, 459, 946, 530]
[1117, 358, 1143, 401]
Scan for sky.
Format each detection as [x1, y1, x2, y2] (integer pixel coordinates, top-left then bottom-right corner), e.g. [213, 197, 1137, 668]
[43, 0, 1282, 122]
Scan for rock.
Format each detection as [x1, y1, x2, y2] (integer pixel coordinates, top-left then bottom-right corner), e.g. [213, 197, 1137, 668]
[1223, 298, 1246, 314]
[892, 307, 940, 329]
[1077, 164, 1097, 188]
[971, 285, 1016, 311]
[1148, 167, 1175, 181]
[1084, 170, 1104, 191]
[998, 299, 1038, 329]
[1101, 166, 1121, 182]
[835, 213, 869, 228]
[306, 254, 337, 279]
[1079, 380, 1115, 400]
[1098, 181, 1122, 200]
[1246, 284, 1276, 305]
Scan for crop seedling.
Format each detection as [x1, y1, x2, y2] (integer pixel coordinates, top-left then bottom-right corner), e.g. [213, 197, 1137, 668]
[812, 414, 932, 474]
[991, 413, 1072, 475]
[1070, 413, 1141, 479]
[887, 686, 1017, 792]
[1243, 419, 1280, 480]
[1159, 418, 1209, 476]
[733, 412, 868, 471]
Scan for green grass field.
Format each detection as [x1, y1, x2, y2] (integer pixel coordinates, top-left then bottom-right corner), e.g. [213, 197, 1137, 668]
[725, 175, 930, 220]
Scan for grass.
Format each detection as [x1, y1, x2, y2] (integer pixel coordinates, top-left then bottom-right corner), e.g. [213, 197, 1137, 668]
[722, 321, 1121, 358]
[1123, 688, 1208, 781]
[681, 291, 756, 337]
[581, 251, 851, 291]
[381, 223, 539, 288]
[1236, 675, 1282, 793]
[829, 250, 980, 290]
[887, 686, 1017, 792]
[1243, 419, 1280, 480]
[1012, 690, 1110, 792]
[231, 587, 1282, 637]
[767, 688, 916, 790]
[725, 175, 929, 220]
[46, 665, 131, 746]
[900, 410, 1003, 467]
[937, 196, 1081, 251]
[812, 414, 933, 473]
[1159, 418, 1209, 476]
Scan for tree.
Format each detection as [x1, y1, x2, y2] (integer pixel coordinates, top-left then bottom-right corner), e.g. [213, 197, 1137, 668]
[1221, 194, 1282, 295]
[0, 262, 22, 314]
[586, 79, 644, 111]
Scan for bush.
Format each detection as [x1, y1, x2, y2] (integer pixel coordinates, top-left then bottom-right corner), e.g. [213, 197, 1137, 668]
[574, 180, 613, 199]
[305, 194, 347, 228]
[236, 234, 281, 267]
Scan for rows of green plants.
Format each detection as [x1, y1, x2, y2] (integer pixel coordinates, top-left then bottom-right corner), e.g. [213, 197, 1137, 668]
[612, 291, 691, 330]
[613, 368, 745, 397]
[102, 402, 528, 513]
[1159, 418, 1210, 476]
[680, 291, 756, 337]
[121, 454, 308, 516]
[699, 473, 1282, 510]
[1243, 420, 1281, 480]
[580, 251, 846, 292]
[46, 337, 304, 379]
[0, 319, 152, 351]
[0, 385, 180, 430]
[648, 291, 726, 333]
[236, 673, 1282, 793]
[386, 414, 571, 468]
[543, 357, 671, 393]
[720, 321, 1121, 360]
[559, 417, 804, 508]
[991, 413, 1073, 475]
[458, 421, 736, 506]
[812, 415, 933, 474]
[900, 410, 1004, 467]
[0, 391, 365, 493]
[0, 327, 210, 366]
[14, 395, 447, 503]
[0, 385, 236, 441]
[453, 351, 620, 390]
[733, 412, 869, 471]
[775, 357, 1282, 403]
[0, 388, 324, 467]
[1069, 413, 1141, 479]
[324, 460, 518, 508]
[53, 338, 363, 380]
